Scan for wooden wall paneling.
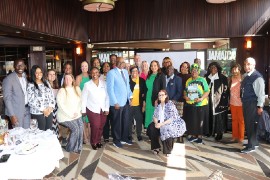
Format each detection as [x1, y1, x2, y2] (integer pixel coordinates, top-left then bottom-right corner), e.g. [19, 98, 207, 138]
[0, 0, 88, 42]
[87, 0, 270, 42]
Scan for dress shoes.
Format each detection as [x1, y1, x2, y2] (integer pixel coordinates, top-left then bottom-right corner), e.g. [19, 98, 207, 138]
[97, 143, 103, 148]
[215, 133, 223, 141]
[91, 144, 98, 150]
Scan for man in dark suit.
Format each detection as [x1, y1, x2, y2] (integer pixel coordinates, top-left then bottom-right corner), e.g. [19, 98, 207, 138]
[166, 65, 182, 102]
[3, 59, 30, 128]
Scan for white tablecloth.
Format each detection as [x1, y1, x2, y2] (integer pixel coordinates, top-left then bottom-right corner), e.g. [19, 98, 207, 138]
[0, 128, 64, 180]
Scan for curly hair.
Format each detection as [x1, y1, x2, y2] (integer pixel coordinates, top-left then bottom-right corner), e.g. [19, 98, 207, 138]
[206, 62, 222, 76]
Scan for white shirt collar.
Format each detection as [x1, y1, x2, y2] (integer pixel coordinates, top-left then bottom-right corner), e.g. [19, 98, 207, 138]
[247, 69, 255, 76]
[167, 74, 174, 79]
[116, 67, 123, 73]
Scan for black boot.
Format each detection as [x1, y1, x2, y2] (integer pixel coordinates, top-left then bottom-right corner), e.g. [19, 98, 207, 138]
[215, 133, 223, 141]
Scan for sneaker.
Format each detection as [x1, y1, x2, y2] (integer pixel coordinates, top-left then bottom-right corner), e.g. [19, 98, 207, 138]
[113, 142, 123, 148]
[121, 140, 133, 145]
[104, 139, 109, 143]
[243, 144, 259, 148]
[194, 138, 203, 144]
[188, 136, 198, 142]
[241, 147, 255, 153]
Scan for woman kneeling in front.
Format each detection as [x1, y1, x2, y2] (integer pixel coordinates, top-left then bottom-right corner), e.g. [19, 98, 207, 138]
[148, 90, 186, 156]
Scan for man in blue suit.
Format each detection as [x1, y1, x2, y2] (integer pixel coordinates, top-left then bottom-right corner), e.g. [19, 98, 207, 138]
[107, 57, 133, 148]
[166, 65, 182, 102]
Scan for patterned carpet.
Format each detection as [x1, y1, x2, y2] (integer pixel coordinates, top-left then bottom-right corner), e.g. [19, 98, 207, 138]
[47, 133, 270, 180]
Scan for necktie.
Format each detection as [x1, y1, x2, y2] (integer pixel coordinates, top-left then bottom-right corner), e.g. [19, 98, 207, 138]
[121, 70, 127, 84]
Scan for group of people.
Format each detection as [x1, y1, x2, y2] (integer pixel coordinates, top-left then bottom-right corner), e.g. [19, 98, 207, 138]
[2, 54, 265, 155]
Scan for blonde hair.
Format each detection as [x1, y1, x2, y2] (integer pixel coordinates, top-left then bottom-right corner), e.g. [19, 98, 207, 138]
[62, 74, 80, 97]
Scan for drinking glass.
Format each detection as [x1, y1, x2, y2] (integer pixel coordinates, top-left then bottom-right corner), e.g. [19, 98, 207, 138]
[30, 119, 38, 133]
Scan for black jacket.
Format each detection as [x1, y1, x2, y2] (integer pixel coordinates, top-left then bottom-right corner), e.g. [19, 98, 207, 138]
[129, 76, 147, 109]
[206, 73, 229, 114]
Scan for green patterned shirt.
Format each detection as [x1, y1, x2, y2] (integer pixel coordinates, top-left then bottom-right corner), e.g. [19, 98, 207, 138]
[185, 77, 209, 106]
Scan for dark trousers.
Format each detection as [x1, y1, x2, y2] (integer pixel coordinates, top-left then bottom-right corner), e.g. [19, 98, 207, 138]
[129, 106, 143, 137]
[31, 113, 53, 131]
[148, 122, 174, 154]
[87, 108, 107, 145]
[243, 101, 259, 149]
[110, 103, 130, 144]
[103, 111, 112, 140]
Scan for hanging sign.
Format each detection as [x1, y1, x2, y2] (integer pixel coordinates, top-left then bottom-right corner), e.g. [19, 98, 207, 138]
[206, 48, 237, 77]
[207, 48, 237, 61]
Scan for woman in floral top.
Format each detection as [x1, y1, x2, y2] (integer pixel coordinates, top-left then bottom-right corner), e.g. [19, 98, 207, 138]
[27, 65, 55, 130]
[148, 89, 186, 156]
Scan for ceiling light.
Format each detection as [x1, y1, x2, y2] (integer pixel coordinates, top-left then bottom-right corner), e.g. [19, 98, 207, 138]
[82, 0, 115, 12]
[206, 0, 236, 3]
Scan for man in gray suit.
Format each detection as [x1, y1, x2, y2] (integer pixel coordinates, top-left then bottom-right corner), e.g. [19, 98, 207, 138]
[3, 59, 30, 128]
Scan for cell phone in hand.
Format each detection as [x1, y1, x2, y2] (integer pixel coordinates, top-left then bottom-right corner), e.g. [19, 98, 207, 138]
[0, 154, 11, 163]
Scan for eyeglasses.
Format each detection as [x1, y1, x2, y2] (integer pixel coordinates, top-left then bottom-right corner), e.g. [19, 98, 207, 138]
[158, 94, 166, 97]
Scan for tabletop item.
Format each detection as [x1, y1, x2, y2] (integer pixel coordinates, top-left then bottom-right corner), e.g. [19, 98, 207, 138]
[30, 119, 38, 133]
[15, 142, 38, 155]
[0, 127, 64, 180]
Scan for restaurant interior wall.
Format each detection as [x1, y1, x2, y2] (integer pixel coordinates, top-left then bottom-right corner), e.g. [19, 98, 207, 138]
[87, 0, 270, 42]
[0, 0, 88, 43]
